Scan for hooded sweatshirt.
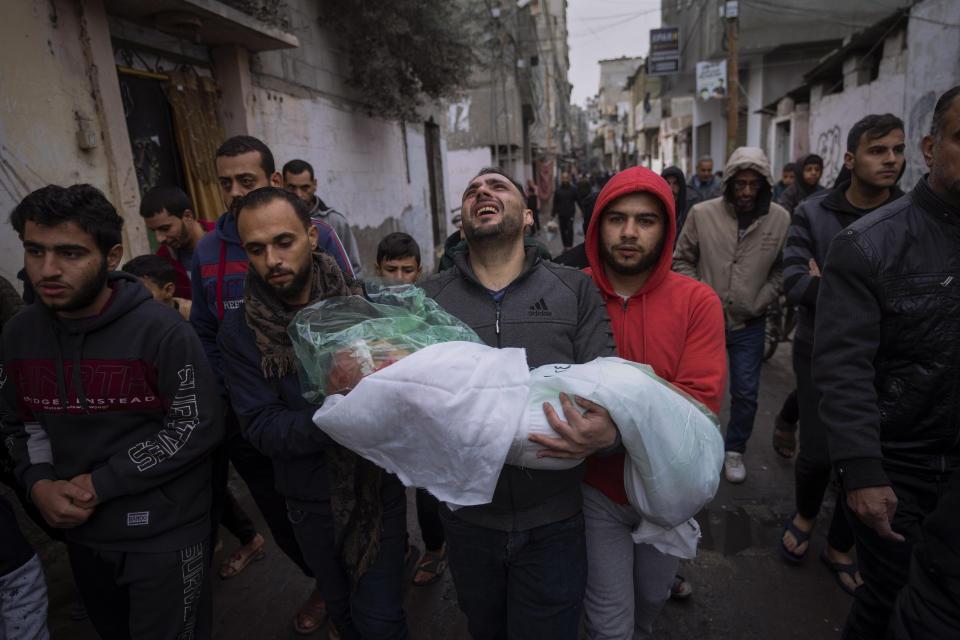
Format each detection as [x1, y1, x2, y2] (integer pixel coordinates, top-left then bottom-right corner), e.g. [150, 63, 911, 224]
[190, 210, 353, 391]
[660, 166, 688, 238]
[582, 166, 727, 504]
[673, 147, 791, 330]
[776, 154, 826, 214]
[783, 179, 905, 355]
[1, 272, 223, 552]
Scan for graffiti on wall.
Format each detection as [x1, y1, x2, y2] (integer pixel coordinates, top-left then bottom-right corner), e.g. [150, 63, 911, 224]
[815, 125, 844, 187]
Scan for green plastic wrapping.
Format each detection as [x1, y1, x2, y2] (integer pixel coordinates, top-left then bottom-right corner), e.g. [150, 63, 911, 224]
[287, 283, 484, 403]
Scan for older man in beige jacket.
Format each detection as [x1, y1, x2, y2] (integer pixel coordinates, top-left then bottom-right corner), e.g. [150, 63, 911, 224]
[673, 147, 790, 483]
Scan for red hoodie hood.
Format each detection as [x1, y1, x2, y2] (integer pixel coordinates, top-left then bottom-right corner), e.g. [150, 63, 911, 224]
[585, 166, 677, 299]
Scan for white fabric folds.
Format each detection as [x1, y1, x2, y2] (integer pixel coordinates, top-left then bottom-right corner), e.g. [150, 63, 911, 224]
[311, 342, 724, 524]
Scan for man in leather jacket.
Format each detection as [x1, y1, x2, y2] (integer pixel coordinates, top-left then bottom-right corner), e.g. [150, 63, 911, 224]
[814, 86, 960, 640]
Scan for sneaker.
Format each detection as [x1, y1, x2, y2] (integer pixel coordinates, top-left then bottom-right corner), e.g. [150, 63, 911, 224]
[724, 451, 746, 483]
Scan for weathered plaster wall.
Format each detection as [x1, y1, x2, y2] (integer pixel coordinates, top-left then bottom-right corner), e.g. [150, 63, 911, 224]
[807, 0, 959, 190]
[901, 0, 960, 189]
[0, 0, 146, 289]
[809, 72, 906, 187]
[692, 98, 727, 170]
[446, 146, 493, 217]
[250, 89, 436, 274]
[808, 27, 911, 188]
[246, 0, 444, 273]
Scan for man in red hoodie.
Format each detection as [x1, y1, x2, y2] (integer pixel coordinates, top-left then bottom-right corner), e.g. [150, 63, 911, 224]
[581, 166, 726, 638]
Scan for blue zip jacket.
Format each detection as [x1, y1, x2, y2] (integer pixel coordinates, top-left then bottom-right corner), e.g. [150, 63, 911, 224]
[190, 210, 353, 392]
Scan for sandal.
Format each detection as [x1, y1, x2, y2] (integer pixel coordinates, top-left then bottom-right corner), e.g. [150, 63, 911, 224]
[819, 550, 861, 597]
[412, 547, 447, 586]
[772, 416, 797, 458]
[670, 574, 693, 600]
[219, 533, 265, 579]
[779, 512, 811, 564]
[294, 590, 328, 635]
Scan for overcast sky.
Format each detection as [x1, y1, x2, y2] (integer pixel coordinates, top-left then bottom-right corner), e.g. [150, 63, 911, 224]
[566, 0, 662, 106]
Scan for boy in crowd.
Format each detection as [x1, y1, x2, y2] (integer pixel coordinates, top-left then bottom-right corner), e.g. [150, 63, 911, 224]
[122, 254, 191, 320]
[375, 232, 423, 283]
[373, 231, 448, 587]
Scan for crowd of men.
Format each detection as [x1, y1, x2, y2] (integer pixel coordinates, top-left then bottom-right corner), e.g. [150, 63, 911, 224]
[0, 84, 958, 640]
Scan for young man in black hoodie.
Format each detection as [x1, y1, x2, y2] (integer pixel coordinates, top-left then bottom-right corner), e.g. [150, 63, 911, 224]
[218, 188, 410, 639]
[778, 115, 905, 597]
[1, 184, 223, 639]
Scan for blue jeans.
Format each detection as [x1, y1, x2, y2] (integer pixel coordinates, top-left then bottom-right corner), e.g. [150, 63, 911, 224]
[724, 317, 765, 453]
[287, 492, 408, 640]
[440, 508, 587, 640]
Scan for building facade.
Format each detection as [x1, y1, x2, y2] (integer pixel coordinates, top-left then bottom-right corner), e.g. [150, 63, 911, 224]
[0, 0, 450, 285]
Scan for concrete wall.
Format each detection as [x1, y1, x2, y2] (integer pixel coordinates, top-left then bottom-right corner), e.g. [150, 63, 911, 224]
[251, 90, 437, 273]
[0, 0, 146, 290]
[446, 146, 493, 216]
[805, 0, 960, 191]
[809, 71, 907, 187]
[745, 57, 765, 149]
[692, 98, 727, 169]
[901, 0, 960, 188]
[247, 0, 445, 273]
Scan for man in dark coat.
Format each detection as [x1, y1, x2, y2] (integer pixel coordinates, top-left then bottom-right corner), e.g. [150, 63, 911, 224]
[814, 86, 960, 640]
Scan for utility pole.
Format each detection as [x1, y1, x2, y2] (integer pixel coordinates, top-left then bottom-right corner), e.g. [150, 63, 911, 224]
[725, 1, 739, 158]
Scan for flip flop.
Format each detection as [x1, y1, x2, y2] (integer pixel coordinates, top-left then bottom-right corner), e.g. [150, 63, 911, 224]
[294, 590, 328, 635]
[412, 548, 448, 586]
[779, 512, 811, 564]
[772, 417, 797, 458]
[219, 533, 266, 579]
[819, 551, 861, 597]
[670, 574, 693, 600]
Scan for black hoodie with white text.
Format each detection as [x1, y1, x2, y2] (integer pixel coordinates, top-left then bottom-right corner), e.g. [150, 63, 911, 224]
[0, 272, 223, 552]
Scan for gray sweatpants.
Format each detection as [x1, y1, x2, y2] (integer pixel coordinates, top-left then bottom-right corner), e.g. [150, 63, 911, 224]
[0, 554, 49, 640]
[582, 484, 679, 640]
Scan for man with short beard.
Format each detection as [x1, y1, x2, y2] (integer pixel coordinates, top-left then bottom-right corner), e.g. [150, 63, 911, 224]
[191, 135, 352, 633]
[218, 187, 409, 639]
[778, 114, 906, 594]
[283, 159, 364, 278]
[581, 166, 726, 638]
[673, 147, 790, 483]
[139, 185, 214, 299]
[1, 184, 223, 639]
[815, 86, 960, 640]
[420, 167, 618, 640]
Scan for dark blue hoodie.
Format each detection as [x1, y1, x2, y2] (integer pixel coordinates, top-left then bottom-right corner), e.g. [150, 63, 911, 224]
[1, 272, 223, 552]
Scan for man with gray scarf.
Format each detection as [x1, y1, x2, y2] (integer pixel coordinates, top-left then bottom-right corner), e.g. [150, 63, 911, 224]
[218, 187, 409, 639]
